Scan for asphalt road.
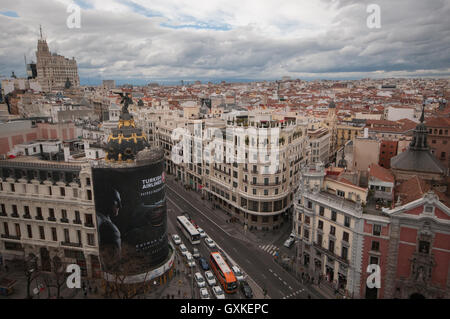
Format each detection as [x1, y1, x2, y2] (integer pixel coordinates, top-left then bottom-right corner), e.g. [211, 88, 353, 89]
[165, 181, 325, 299]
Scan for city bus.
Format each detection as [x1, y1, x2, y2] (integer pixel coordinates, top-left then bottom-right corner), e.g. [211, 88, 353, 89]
[209, 251, 238, 294]
[176, 215, 200, 244]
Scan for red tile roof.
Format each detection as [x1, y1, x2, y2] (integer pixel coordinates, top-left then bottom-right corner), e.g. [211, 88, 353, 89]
[369, 163, 395, 183]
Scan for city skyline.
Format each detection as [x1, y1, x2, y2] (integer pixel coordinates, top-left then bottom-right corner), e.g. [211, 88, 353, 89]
[0, 0, 450, 84]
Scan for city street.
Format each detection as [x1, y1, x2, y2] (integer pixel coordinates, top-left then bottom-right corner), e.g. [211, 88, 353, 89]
[165, 177, 326, 299]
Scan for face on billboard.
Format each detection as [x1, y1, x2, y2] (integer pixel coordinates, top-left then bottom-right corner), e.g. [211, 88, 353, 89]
[92, 161, 169, 275]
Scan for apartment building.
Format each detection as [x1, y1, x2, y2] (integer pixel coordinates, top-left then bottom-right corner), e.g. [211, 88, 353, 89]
[294, 163, 368, 298]
[153, 106, 310, 230]
[308, 127, 330, 164]
[0, 157, 99, 278]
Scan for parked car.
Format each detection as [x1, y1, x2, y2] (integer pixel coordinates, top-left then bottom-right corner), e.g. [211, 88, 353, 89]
[198, 257, 210, 270]
[172, 234, 181, 245]
[212, 285, 225, 299]
[199, 287, 210, 299]
[240, 280, 253, 299]
[185, 252, 195, 267]
[231, 265, 244, 281]
[192, 248, 200, 259]
[194, 272, 206, 288]
[179, 244, 188, 256]
[197, 228, 206, 238]
[283, 237, 295, 248]
[204, 271, 217, 286]
[205, 237, 216, 248]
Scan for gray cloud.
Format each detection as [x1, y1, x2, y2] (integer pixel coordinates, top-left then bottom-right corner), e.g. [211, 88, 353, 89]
[0, 0, 449, 83]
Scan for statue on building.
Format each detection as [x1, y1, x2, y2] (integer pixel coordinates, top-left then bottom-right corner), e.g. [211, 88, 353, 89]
[117, 92, 133, 114]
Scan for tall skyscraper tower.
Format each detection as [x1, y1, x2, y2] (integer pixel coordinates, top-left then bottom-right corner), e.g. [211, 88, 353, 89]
[36, 27, 80, 92]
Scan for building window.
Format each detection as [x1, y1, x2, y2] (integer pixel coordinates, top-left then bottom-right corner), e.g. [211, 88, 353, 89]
[64, 229, 70, 242]
[343, 231, 349, 242]
[344, 216, 350, 227]
[39, 226, 45, 240]
[330, 226, 336, 236]
[10, 184, 15, 192]
[15, 224, 21, 237]
[369, 256, 379, 265]
[36, 207, 43, 220]
[304, 229, 309, 240]
[27, 225, 33, 238]
[317, 233, 323, 247]
[87, 233, 95, 246]
[318, 220, 324, 230]
[341, 246, 348, 261]
[251, 215, 257, 222]
[3, 222, 9, 236]
[371, 241, 380, 251]
[307, 201, 312, 209]
[373, 224, 382, 236]
[60, 187, 65, 196]
[51, 228, 57, 241]
[319, 206, 325, 216]
[328, 240, 335, 253]
[337, 190, 345, 197]
[304, 216, 310, 225]
[331, 211, 337, 222]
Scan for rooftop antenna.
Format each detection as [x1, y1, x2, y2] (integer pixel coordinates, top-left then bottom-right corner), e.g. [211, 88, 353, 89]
[40, 25, 43, 39]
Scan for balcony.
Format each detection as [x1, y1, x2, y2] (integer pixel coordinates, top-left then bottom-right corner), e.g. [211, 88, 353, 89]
[0, 212, 7, 217]
[47, 217, 56, 222]
[84, 222, 95, 228]
[73, 219, 82, 225]
[251, 181, 281, 187]
[22, 214, 32, 220]
[60, 218, 69, 223]
[35, 215, 44, 221]
[313, 242, 349, 264]
[61, 241, 82, 248]
[1, 234, 21, 240]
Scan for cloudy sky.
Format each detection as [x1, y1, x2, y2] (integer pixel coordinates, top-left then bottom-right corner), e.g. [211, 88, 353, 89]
[0, 0, 449, 84]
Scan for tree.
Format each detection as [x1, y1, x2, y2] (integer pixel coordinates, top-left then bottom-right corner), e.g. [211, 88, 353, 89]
[102, 246, 152, 299]
[41, 256, 68, 299]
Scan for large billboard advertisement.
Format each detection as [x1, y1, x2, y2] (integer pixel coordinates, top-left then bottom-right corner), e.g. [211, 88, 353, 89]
[92, 160, 168, 277]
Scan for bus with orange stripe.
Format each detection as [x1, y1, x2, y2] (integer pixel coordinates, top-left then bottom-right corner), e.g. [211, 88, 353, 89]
[209, 251, 238, 294]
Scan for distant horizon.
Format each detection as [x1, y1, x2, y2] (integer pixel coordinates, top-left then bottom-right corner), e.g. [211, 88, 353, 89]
[78, 76, 450, 87]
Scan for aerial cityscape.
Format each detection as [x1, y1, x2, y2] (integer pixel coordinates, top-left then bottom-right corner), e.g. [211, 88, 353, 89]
[0, 0, 449, 306]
